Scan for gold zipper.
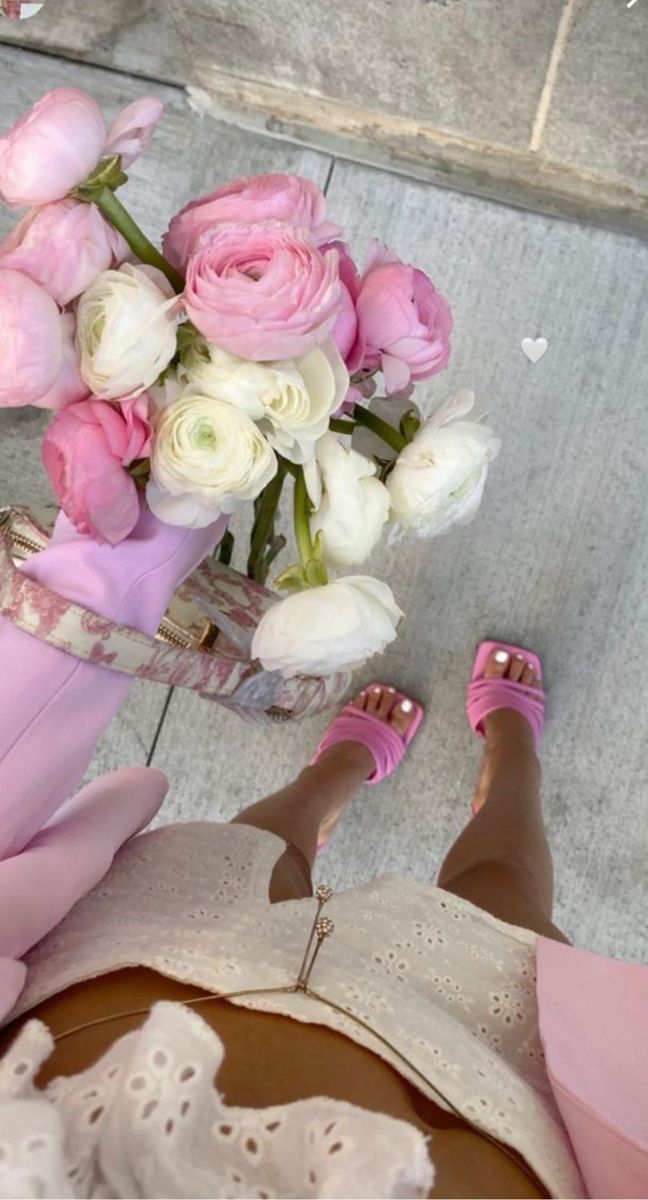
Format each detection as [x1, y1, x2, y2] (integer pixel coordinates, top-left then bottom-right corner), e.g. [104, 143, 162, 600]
[7, 530, 46, 556]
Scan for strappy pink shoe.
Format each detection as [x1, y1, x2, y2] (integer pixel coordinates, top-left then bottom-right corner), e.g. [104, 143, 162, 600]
[310, 683, 425, 851]
[467, 640, 546, 813]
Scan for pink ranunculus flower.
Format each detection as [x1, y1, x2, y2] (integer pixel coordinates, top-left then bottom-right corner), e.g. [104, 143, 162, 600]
[163, 173, 342, 272]
[355, 242, 453, 395]
[0, 88, 106, 207]
[42, 393, 153, 544]
[0, 267, 62, 407]
[103, 96, 164, 168]
[0, 87, 164, 208]
[0, 197, 129, 305]
[322, 240, 366, 374]
[184, 221, 343, 361]
[34, 312, 90, 411]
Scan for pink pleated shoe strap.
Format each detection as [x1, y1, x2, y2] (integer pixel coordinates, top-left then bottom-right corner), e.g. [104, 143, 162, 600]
[466, 640, 546, 753]
[311, 692, 424, 786]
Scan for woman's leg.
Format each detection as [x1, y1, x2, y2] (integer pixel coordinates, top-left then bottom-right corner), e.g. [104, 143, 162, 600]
[437, 648, 569, 943]
[231, 686, 416, 901]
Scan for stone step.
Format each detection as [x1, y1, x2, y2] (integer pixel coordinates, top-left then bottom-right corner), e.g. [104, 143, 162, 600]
[1, 0, 647, 237]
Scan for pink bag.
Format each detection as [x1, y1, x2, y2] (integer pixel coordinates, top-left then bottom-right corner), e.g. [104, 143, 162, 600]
[0, 504, 351, 723]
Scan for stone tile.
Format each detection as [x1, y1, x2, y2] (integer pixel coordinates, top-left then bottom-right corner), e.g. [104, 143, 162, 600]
[0, 0, 188, 83]
[167, 0, 565, 151]
[541, 0, 648, 190]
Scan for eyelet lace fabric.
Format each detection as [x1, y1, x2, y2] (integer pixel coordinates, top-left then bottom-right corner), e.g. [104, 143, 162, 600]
[1, 823, 585, 1198]
[0, 1003, 434, 1199]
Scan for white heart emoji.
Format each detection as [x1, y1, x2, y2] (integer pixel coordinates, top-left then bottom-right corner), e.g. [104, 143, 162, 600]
[521, 336, 548, 364]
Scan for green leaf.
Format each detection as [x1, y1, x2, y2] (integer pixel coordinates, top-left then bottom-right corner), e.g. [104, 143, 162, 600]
[274, 563, 308, 592]
[400, 408, 421, 443]
[304, 558, 328, 588]
[71, 154, 128, 199]
[127, 458, 151, 479]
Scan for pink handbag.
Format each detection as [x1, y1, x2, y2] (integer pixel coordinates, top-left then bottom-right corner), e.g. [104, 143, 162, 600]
[0, 504, 351, 723]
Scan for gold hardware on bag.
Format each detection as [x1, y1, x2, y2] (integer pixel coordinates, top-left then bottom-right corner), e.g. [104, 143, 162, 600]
[0, 506, 219, 654]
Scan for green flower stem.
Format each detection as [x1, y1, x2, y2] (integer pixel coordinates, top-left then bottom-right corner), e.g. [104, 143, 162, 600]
[352, 404, 406, 453]
[329, 418, 358, 435]
[247, 459, 288, 581]
[294, 467, 315, 569]
[93, 186, 185, 293]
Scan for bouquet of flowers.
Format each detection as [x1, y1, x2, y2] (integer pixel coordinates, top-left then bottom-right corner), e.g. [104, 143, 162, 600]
[0, 86, 500, 682]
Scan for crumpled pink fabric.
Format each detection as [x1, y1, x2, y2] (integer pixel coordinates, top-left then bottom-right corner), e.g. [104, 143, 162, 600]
[537, 936, 648, 1197]
[0, 503, 226, 1020]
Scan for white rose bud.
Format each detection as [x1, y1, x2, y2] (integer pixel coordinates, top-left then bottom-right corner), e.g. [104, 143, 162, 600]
[77, 262, 180, 400]
[251, 575, 403, 677]
[304, 433, 390, 568]
[387, 389, 500, 537]
[180, 333, 348, 464]
[146, 381, 277, 527]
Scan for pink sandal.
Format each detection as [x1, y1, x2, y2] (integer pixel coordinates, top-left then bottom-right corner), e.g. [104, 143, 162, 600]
[467, 639, 546, 752]
[310, 683, 425, 851]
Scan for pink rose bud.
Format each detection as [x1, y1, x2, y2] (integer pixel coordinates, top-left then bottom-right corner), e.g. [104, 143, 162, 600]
[42, 393, 153, 544]
[0, 87, 106, 206]
[356, 243, 453, 395]
[184, 221, 342, 361]
[0, 267, 64, 406]
[0, 197, 129, 305]
[103, 96, 164, 168]
[163, 172, 342, 273]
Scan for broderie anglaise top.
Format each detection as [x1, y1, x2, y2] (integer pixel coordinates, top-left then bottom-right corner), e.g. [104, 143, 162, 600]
[0, 822, 585, 1198]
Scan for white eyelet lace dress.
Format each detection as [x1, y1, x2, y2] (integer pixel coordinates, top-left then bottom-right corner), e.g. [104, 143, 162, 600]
[0, 822, 585, 1199]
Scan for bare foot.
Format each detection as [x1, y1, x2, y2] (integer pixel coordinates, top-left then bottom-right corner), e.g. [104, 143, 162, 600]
[316, 684, 419, 845]
[472, 646, 542, 814]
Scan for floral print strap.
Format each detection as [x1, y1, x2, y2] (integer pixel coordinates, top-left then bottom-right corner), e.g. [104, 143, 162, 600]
[0, 514, 351, 723]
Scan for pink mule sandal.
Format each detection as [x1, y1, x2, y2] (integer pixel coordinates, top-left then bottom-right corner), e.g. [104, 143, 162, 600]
[310, 683, 425, 851]
[467, 638, 546, 764]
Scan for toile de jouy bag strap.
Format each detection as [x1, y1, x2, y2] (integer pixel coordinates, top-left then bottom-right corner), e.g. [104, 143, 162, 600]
[0, 505, 350, 724]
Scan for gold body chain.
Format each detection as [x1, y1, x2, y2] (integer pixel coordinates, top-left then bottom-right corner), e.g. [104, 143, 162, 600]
[45, 885, 542, 1191]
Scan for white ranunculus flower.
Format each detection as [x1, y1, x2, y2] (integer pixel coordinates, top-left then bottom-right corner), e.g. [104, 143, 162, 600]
[387, 389, 501, 537]
[304, 433, 391, 568]
[251, 575, 403, 677]
[179, 333, 348, 464]
[76, 262, 180, 400]
[146, 382, 277, 527]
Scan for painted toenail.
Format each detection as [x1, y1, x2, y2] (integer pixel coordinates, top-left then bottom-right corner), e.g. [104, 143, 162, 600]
[373, 686, 382, 694]
[387, 686, 396, 693]
[515, 653, 524, 660]
[494, 650, 509, 664]
[400, 698, 414, 713]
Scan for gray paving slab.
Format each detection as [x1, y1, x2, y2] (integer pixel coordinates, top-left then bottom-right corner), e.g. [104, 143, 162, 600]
[167, 0, 565, 152]
[541, 0, 648, 190]
[153, 158, 648, 964]
[2, 0, 648, 234]
[0, 0, 187, 82]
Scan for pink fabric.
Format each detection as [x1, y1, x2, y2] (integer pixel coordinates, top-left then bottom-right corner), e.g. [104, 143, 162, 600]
[467, 640, 546, 752]
[537, 937, 648, 1198]
[0, 502, 226, 1019]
